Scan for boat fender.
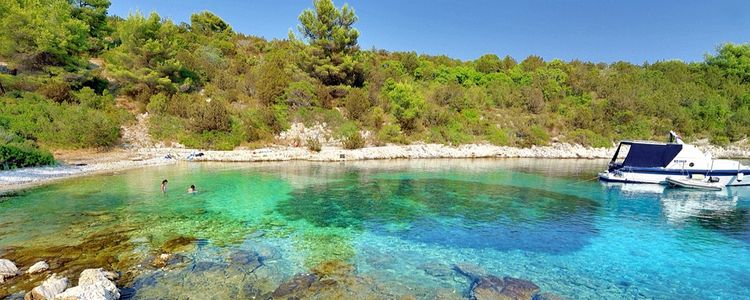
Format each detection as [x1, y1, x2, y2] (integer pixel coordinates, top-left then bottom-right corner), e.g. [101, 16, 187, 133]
[739, 173, 744, 182]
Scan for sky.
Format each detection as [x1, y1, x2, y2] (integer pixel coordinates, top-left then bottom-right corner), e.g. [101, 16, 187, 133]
[109, 0, 750, 64]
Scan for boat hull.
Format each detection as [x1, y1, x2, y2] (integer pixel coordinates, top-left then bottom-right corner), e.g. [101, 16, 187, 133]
[598, 168, 750, 186]
[666, 177, 723, 191]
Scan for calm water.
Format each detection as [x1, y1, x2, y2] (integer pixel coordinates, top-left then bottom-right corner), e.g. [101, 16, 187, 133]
[1, 159, 749, 299]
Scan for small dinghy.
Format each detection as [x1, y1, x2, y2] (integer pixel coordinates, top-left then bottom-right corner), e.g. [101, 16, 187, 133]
[666, 175, 724, 191]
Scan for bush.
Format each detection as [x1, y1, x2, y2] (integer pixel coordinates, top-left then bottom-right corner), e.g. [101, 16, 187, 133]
[146, 93, 169, 114]
[518, 125, 550, 147]
[711, 135, 730, 147]
[74, 87, 114, 110]
[566, 129, 612, 148]
[190, 99, 231, 133]
[377, 123, 406, 144]
[306, 137, 322, 152]
[344, 88, 371, 121]
[0, 142, 55, 170]
[339, 122, 365, 149]
[486, 127, 511, 146]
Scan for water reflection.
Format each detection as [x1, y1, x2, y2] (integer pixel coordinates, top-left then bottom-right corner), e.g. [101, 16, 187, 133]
[601, 182, 750, 243]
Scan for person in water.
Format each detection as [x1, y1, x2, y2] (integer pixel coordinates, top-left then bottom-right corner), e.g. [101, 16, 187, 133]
[161, 179, 168, 193]
[188, 185, 196, 193]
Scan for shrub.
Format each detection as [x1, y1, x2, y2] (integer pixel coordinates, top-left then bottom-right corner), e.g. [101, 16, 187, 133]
[377, 123, 406, 144]
[306, 137, 322, 152]
[284, 80, 317, 107]
[146, 93, 169, 114]
[74, 87, 114, 110]
[190, 99, 231, 133]
[711, 135, 730, 147]
[567, 129, 612, 148]
[0, 142, 55, 170]
[344, 88, 370, 121]
[339, 122, 365, 149]
[382, 80, 424, 131]
[486, 127, 511, 146]
[518, 125, 550, 147]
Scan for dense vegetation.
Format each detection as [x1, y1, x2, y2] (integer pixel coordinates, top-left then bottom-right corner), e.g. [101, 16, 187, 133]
[1, 0, 750, 167]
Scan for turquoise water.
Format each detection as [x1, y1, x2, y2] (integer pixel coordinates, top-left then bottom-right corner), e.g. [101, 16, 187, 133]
[1, 159, 749, 299]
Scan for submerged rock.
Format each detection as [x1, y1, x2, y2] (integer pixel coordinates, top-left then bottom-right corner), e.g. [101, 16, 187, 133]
[55, 268, 120, 300]
[0, 259, 19, 283]
[470, 275, 540, 300]
[271, 273, 318, 298]
[453, 263, 486, 281]
[25, 274, 68, 300]
[27, 261, 50, 274]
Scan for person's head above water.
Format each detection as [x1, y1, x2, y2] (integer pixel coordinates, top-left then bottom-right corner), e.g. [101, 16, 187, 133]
[190, 185, 195, 189]
[162, 179, 168, 184]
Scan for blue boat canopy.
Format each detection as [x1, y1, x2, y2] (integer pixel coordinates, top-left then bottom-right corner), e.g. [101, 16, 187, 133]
[619, 142, 683, 168]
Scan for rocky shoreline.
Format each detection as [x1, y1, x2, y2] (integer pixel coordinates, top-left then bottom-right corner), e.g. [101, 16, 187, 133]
[0, 254, 563, 300]
[3, 139, 750, 193]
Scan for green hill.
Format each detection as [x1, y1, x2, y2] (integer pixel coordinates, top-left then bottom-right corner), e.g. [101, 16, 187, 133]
[1, 0, 749, 168]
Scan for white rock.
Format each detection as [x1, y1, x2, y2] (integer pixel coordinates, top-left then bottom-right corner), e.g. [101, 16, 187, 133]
[0, 258, 19, 278]
[54, 268, 119, 300]
[27, 261, 50, 274]
[27, 274, 68, 300]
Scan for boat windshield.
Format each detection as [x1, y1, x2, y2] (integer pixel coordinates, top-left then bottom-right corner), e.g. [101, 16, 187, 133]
[620, 143, 683, 168]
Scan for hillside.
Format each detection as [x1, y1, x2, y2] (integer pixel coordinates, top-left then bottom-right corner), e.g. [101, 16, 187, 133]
[1, 0, 750, 169]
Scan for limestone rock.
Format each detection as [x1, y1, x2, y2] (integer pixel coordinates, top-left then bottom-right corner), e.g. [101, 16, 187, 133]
[500, 277, 540, 300]
[271, 273, 318, 298]
[55, 268, 120, 300]
[27, 261, 50, 274]
[470, 275, 540, 300]
[26, 274, 68, 300]
[0, 258, 19, 278]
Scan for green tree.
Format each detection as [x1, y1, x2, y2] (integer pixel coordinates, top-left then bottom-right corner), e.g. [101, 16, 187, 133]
[69, 0, 112, 53]
[383, 80, 424, 131]
[706, 43, 750, 83]
[295, 0, 363, 86]
[0, 0, 89, 68]
[474, 54, 502, 74]
[190, 11, 233, 36]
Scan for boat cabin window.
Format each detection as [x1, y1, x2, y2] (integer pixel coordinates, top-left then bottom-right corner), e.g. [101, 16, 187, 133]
[611, 144, 630, 164]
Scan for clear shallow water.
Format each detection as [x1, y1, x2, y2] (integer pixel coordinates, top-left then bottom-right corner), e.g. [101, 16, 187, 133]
[1, 159, 749, 299]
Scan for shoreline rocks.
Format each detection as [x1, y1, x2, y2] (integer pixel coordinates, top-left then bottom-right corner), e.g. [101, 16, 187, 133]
[25, 274, 68, 300]
[55, 268, 120, 300]
[0, 259, 19, 283]
[27, 261, 49, 275]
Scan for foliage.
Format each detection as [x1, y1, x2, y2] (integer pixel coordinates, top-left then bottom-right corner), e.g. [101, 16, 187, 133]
[3, 0, 750, 156]
[382, 80, 424, 131]
[338, 121, 365, 149]
[306, 137, 322, 152]
[294, 0, 363, 86]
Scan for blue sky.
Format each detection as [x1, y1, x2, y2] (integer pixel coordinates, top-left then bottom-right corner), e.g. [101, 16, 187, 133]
[109, 0, 750, 63]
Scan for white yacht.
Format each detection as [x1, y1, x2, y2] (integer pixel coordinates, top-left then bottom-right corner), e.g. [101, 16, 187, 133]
[598, 132, 750, 186]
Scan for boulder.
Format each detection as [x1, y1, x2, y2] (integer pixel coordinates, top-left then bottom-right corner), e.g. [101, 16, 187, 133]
[470, 275, 540, 300]
[0, 258, 19, 278]
[54, 268, 120, 300]
[500, 277, 540, 300]
[472, 276, 506, 300]
[271, 273, 318, 298]
[28, 261, 50, 274]
[25, 274, 68, 300]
